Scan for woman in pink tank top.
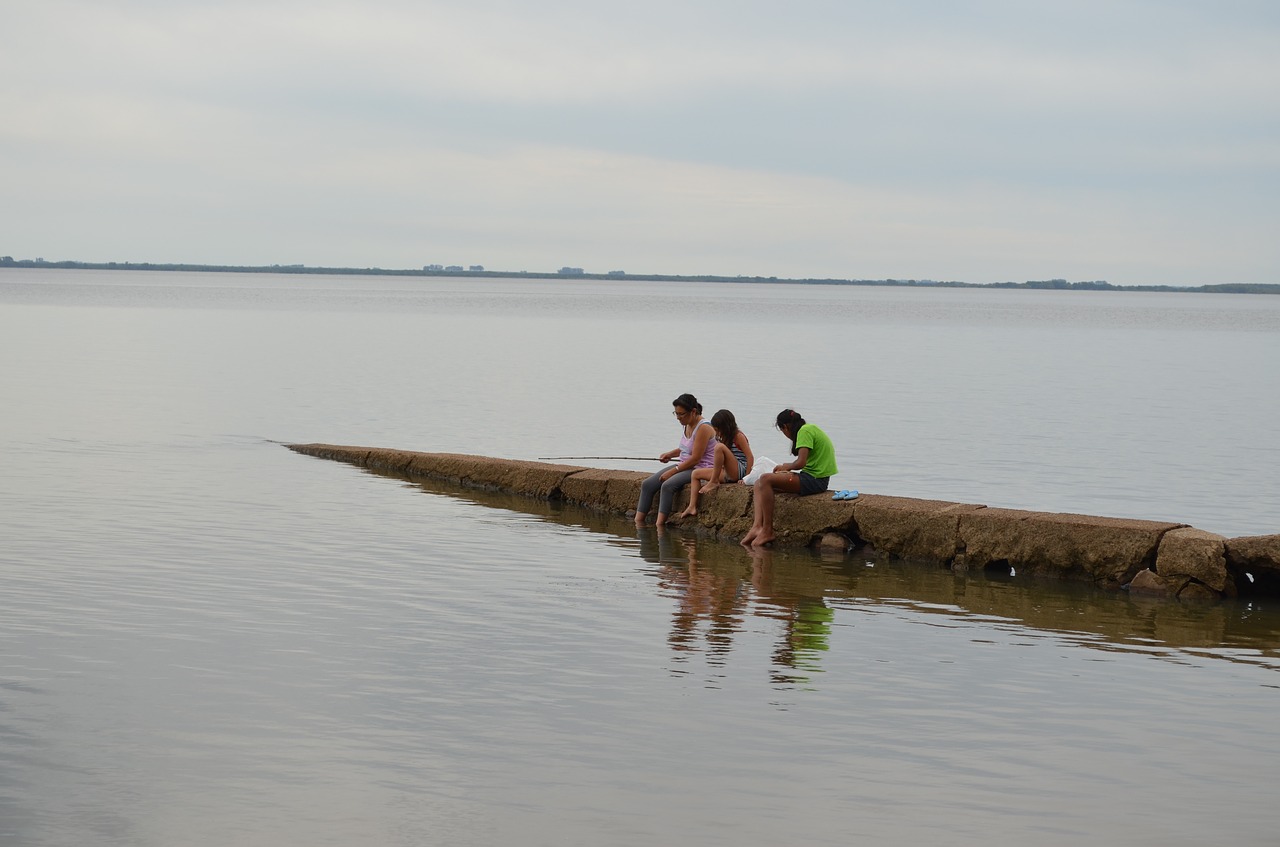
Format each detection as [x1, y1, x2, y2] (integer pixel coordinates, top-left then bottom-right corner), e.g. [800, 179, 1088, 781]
[635, 393, 716, 527]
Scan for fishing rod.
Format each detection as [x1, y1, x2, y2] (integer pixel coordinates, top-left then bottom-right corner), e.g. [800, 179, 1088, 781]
[537, 455, 665, 461]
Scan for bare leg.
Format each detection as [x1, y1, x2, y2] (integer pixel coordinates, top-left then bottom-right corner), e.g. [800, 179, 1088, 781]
[749, 478, 775, 546]
[681, 468, 712, 518]
[740, 493, 763, 547]
[751, 472, 802, 547]
[700, 443, 735, 494]
[719, 441, 742, 483]
[634, 511, 647, 527]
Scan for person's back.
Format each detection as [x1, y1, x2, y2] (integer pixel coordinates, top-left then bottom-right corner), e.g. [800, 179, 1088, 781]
[795, 423, 837, 480]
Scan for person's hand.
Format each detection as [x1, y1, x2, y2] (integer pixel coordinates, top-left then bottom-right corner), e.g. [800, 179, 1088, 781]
[773, 464, 788, 473]
[661, 470, 674, 481]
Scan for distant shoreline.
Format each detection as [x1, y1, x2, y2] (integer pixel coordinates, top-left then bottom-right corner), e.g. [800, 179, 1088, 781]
[1, 257, 1276, 295]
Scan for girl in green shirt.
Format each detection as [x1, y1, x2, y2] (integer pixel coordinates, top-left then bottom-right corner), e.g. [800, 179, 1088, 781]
[740, 409, 837, 547]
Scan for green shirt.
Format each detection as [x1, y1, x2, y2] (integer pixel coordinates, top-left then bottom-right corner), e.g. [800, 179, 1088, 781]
[796, 423, 838, 478]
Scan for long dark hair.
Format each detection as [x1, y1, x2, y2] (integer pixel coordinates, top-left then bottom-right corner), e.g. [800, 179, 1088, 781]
[710, 409, 739, 445]
[776, 409, 806, 455]
[672, 393, 703, 415]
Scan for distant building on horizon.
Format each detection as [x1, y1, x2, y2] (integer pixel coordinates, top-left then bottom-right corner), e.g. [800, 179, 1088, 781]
[558, 267, 585, 276]
[607, 270, 625, 276]
[423, 264, 443, 271]
[469, 265, 484, 272]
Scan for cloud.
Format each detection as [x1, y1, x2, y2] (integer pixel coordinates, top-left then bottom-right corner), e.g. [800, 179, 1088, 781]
[1, 0, 1277, 284]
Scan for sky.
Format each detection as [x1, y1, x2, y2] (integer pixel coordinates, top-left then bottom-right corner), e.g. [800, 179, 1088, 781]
[2, 0, 1278, 285]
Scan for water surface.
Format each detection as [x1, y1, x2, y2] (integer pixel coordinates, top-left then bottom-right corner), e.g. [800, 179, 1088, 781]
[2, 270, 1279, 845]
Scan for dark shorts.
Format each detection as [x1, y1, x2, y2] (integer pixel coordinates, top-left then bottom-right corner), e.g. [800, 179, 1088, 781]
[797, 472, 830, 496]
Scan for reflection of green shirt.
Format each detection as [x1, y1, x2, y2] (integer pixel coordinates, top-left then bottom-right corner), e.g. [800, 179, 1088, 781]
[796, 423, 837, 478]
[791, 601, 833, 672]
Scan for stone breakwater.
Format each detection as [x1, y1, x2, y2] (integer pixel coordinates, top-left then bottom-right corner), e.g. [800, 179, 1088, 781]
[287, 444, 1280, 601]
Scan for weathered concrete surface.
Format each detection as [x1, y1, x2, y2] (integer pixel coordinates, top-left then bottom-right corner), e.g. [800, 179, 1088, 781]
[289, 445, 586, 499]
[817, 532, 851, 552]
[1156, 528, 1233, 596]
[761, 495, 858, 547]
[850, 495, 985, 562]
[560, 468, 652, 513]
[286, 444, 1278, 599]
[1225, 534, 1280, 595]
[677, 483, 754, 535]
[365, 450, 426, 475]
[407, 453, 587, 499]
[294, 444, 373, 465]
[957, 509, 1184, 586]
[1128, 568, 1178, 598]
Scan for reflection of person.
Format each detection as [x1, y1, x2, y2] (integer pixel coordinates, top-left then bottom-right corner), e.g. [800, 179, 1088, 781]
[746, 546, 833, 684]
[663, 539, 749, 659]
[783, 600, 835, 675]
[634, 524, 685, 568]
[679, 409, 754, 519]
[741, 409, 838, 547]
[635, 393, 716, 528]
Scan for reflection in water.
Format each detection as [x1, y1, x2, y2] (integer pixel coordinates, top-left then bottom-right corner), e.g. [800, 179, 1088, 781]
[636, 529, 833, 684]
[396, 471, 1280, 678]
[645, 531, 748, 664]
[745, 546, 832, 685]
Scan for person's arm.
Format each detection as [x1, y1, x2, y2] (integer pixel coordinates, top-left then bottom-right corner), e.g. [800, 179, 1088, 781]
[664, 425, 713, 479]
[738, 432, 755, 474]
[659, 448, 680, 462]
[774, 446, 810, 473]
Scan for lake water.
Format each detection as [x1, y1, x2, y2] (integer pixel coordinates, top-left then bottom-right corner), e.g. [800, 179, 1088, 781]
[2, 269, 1279, 845]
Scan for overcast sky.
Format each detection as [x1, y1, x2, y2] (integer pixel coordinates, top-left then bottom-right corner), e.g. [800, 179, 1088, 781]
[3, 0, 1277, 284]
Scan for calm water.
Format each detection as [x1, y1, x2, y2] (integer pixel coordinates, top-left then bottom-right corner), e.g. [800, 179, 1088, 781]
[2, 269, 1279, 846]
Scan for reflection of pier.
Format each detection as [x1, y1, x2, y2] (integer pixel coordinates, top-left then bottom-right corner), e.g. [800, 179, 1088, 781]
[337, 461, 1280, 678]
[287, 444, 1280, 603]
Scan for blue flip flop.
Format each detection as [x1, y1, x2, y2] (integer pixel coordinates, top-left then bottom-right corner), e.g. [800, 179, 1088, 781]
[833, 489, 859, 501]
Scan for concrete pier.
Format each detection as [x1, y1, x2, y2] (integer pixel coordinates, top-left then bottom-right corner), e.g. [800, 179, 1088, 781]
[286, 444, 1280, 601]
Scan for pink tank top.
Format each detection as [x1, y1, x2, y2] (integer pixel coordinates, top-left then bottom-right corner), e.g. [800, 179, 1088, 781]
[679, 419, 718, 469]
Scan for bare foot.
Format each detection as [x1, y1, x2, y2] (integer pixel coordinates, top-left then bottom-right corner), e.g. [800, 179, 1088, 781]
[740, 528, 758, 547]
[751, 532, 775, 547]
[698, 482, 719, 495]
[655, 514, 668, 527]
[634, 512, 647, 527]
[678, 506, 697, 520]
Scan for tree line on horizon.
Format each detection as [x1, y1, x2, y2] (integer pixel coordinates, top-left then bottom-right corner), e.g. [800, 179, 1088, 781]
[1, 256, 1276, 295]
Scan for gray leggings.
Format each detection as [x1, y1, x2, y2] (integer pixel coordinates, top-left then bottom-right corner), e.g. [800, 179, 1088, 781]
[637, 467, 694, 517]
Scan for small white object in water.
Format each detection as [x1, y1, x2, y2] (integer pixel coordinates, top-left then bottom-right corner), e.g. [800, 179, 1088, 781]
[1010, 567, 1017, 576]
